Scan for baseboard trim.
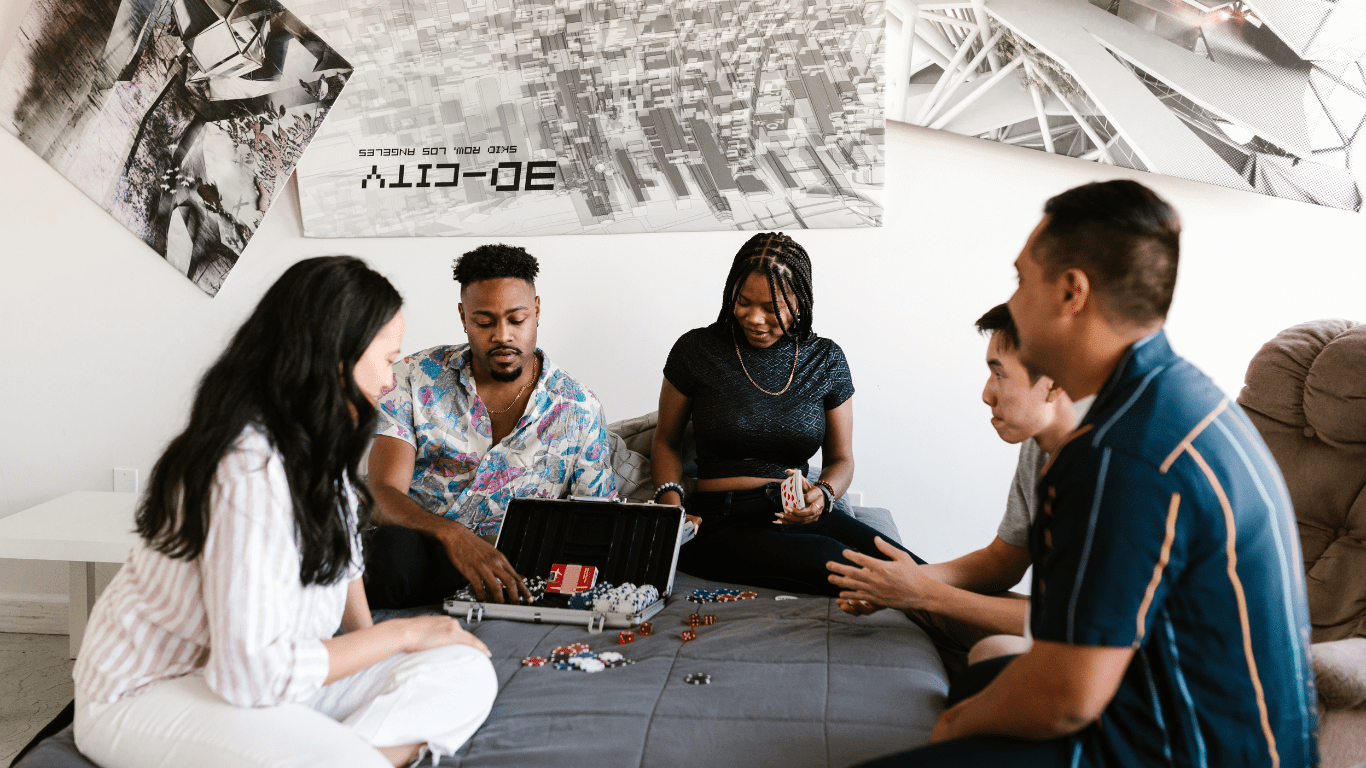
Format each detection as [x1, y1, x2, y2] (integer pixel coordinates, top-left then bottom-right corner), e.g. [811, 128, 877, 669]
[0, 593, 68, 635]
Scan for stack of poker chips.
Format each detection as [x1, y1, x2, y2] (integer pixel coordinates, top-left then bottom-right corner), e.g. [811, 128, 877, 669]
[592, 583, 660, 614]
[521, 644, 637, 673]
[684, 672, 711, 685]
[566, 582, 615, 610]
[452, 575, 548, 604]
[564, 581, 660, 613]
[686, 588, 758, 604]
[524, 575, 547, 602]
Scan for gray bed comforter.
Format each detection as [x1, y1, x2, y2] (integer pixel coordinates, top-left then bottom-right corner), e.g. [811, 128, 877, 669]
[19, 514, 947, 768]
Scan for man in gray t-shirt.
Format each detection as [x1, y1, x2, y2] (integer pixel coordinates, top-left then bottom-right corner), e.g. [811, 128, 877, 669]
[998, 437, 1046, 549]
[828, 304, 1076, 677]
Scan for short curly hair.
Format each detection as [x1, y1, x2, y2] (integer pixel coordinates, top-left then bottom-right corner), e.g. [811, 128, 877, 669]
[451, 244, 539, 287]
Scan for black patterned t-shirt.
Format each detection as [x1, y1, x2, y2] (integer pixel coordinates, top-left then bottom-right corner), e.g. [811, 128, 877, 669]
[663, 325, 854, 480]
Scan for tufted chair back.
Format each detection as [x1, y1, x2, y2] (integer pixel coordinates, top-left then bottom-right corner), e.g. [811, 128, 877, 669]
[1236, 320, 1366, 643]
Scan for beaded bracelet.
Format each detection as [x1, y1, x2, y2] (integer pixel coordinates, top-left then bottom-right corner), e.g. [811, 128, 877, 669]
[653, 482, 685, 504]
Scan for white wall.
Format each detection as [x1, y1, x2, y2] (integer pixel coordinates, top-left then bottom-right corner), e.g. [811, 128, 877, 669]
[2, 6, 1365, 603]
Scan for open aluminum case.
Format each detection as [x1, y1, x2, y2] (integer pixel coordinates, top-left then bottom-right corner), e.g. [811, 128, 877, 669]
[443, 497, 692, 633]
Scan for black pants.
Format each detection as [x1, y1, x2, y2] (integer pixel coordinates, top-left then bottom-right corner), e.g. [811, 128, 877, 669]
[363, 525, 468, 609]
[678, 484, 925, 596]
[856, 655, 1079, 767]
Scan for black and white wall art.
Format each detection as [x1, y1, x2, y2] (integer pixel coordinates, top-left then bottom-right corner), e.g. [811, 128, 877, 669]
[0, 0, 352, 295]
[885, 0, 1366, 211]
[293, 0, 886, 237]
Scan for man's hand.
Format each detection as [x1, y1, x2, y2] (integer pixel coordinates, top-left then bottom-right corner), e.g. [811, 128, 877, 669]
[777, 469, 824, 525]
[826, 536, 937, 612]
[834, 597, 882, 616]
[439, 525, 531, 604]
[929, 699, 969, 743]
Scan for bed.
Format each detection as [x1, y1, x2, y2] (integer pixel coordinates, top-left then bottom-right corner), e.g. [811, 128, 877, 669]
[17, 508, 948, 768]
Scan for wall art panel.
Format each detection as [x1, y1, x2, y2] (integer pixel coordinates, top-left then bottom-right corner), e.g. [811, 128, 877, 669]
[885, 0, 1366, 211]
[294, 0, 886, 237]
[0, 0, 353, 295]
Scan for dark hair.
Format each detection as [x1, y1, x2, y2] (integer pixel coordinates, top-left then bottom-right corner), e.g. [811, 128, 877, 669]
[1035, 180, 1180, 325]
[137, 256, 402, 586]
[976, 303, 1021, 349]
[452, 244, 539, 287]
[976, 303, 1041, 384]
[714, 232, 815, 341]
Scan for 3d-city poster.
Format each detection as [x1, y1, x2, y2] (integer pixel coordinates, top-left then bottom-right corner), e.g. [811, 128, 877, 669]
[0, 0, 352, 295]
[293, 0, 887, 237]
[885, 0, 1366, 211]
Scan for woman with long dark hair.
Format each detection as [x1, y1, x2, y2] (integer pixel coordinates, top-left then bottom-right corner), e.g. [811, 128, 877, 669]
[651, 233, 925, 595]
[73, 257, 496, 768]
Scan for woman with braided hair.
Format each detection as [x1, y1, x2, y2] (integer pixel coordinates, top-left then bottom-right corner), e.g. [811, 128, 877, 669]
[651, 232, 923, 595]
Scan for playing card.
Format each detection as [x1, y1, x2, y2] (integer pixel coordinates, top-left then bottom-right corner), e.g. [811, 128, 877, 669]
[780, 474, 805, 513]
[547, 564, 599, 594]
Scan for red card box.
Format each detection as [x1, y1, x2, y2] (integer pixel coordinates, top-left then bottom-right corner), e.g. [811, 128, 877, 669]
[547, 563, 599, 594]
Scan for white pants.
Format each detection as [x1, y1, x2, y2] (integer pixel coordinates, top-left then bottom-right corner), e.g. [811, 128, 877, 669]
[75, 645, 497, 768]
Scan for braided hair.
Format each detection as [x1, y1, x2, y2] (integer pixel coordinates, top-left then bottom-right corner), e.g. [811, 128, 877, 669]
[714, 232, 815, 341]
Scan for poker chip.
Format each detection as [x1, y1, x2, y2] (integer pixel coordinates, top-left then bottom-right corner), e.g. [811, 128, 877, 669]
[530, 647, 636, 673]
[684, 673, 711, 685]
[567, 582, 614, 610]
[775, 595, 798, 601]
[454, 574, 549, 604]
[576, 658, 606, 673]
[689, 588, 756, 604]
[593, 583, 661, 614]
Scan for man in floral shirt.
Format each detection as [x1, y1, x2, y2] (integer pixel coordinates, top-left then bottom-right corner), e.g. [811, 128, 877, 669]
[366, 245, 616, 608]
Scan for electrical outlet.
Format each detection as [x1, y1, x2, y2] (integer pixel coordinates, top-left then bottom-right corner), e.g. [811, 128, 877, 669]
[113, 468, 138, 494]
[845, 491, 864, 507]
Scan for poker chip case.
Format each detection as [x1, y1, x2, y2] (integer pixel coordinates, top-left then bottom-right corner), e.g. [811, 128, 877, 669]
[444, 497, 688, 632]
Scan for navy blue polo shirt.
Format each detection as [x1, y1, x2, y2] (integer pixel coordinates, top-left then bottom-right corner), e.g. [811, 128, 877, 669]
[1030, 330, 1317, 768]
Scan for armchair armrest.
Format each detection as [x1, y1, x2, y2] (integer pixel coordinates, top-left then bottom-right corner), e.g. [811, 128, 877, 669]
[1313, 637, 1366, 709]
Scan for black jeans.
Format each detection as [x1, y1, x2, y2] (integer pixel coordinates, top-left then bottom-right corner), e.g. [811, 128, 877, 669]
[678, 483, 925, 596]
[363, 525, 469, 609]
[856, 655, 1079, 767]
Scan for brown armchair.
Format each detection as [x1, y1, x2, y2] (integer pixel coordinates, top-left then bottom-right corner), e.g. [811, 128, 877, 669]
[1237, 320, 1366, 768]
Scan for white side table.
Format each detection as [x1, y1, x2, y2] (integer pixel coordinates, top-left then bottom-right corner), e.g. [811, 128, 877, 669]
[0, 492, 139, 657]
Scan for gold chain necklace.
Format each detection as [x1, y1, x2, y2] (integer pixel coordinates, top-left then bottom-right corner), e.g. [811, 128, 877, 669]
[484, 355, 540, 415]
[733, 327, 798, 396]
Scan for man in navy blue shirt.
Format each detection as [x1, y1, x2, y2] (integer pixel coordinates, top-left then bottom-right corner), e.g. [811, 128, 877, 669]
[860, 180, 1317, 768]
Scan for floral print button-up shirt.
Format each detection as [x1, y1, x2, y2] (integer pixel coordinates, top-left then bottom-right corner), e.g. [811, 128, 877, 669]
[376, 344, 616, 535]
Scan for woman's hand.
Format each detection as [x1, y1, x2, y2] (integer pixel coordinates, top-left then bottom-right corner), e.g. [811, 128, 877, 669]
[392, 616, 490, 657]
[776, 469, 824, 525]
[685, 513, 703, 535]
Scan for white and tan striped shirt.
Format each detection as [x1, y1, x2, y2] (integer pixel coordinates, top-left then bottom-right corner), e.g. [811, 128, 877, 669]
[74, 426, 362, 707]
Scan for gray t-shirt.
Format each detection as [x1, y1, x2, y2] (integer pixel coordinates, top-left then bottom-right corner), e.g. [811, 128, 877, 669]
[997, 438, 1049, 548]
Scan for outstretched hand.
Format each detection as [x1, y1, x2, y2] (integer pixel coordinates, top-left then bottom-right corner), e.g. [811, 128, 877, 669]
[835, 597, 882, 616]
[826, 536, 933, 613]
